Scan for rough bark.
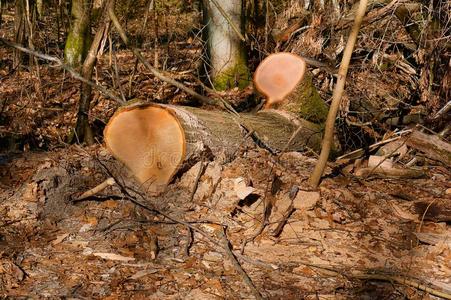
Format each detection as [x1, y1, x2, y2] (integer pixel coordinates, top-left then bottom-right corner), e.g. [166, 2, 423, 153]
[178, 106, 323, 155]
[13, 0, 26, 67]
[202, 0, 250, 90]
[254, 52, 329, 124]
[64, 0, 92, 67]
[104, 102, 325, 194]
[73, 0, 112, 144]
[275, 72, 329, 124]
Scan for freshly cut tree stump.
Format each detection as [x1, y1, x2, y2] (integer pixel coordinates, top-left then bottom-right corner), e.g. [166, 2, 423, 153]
[254, 53, 329, 124]
[104, 103, 323, 194]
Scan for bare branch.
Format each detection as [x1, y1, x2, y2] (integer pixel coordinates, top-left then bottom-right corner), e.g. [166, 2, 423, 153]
[308, 0, 368, 187]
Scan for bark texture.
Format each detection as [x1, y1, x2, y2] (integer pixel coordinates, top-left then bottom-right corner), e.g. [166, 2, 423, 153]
[203, 0, 250, 90]
[64, 0, 92, 67]
[13, 0, 26, 67]
[104, 102, 325, 194]
[269, 72, 329, 124]
[73, 0, 111, 144]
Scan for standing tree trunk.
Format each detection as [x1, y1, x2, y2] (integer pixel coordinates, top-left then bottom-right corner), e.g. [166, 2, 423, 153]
[36, 0, 43, 18]
[202, 0, 250, 90]
[64, 0, 92, 67]
[72, 0, 112, 144]
[14, 0, 26, 67]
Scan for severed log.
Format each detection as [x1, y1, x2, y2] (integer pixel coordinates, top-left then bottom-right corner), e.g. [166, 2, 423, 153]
[104, 102, 324, 194]
[405, 130, 451, 166]
[254, 53, 329, 124]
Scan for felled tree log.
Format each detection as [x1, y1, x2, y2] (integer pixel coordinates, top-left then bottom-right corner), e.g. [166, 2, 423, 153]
[254, 53, 329, 124]
[104, 102, 324, 194]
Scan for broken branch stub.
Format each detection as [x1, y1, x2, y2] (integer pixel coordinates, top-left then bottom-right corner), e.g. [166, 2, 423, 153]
[254, 53, 307, 108]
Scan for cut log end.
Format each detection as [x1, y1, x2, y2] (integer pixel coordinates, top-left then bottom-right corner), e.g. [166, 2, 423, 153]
[104, 104, 186, 194]
[254, 53, 306, 108]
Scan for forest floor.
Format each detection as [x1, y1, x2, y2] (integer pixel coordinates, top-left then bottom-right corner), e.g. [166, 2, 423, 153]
[1, 2, 450, 299]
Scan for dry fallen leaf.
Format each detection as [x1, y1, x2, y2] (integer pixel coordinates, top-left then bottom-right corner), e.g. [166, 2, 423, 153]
[51, 233, 70, 246]
[129, 269, 158, 280]
[390, 202, 418, 221]
[234, 177, 255, 200]
[293, 191, 320, 210]
[368, 155, 393, 169]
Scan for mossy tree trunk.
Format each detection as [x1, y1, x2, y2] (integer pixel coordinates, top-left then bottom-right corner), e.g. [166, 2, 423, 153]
[279, 72, 329, 124]
[202, 0, 250, 90]
[72, 0, 112, 145]
[64, 0, 92, 67]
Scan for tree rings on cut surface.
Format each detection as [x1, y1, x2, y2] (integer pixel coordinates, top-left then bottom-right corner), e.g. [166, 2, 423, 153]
[104, 104, 186, 194]
[254, 53, 307, 108]
[104, 102, 327, 195]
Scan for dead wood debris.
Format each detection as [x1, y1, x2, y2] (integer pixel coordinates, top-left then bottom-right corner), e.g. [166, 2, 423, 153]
[1, 0, 450, 298]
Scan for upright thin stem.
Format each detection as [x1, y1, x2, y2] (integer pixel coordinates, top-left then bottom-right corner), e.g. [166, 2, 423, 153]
[308, 0, 368, 188]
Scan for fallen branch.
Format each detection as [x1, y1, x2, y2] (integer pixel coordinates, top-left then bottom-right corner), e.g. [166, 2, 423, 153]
[94, 158, 266, 297]
[219, 228, 264, 300]
[354, 166, 425, 179]
[336, 0, 408, 30]
[73, 177, 116, 201]
[94, 157, 275, 270]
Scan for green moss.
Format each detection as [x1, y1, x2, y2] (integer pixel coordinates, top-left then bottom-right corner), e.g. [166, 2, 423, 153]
[213, 57, 250, 91]
[64, 0, 91, 67]
[284, 74, 329, 124]
[64, 31, 88, 66]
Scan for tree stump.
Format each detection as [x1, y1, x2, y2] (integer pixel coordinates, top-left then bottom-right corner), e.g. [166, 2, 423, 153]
[254, 52, 329, 124]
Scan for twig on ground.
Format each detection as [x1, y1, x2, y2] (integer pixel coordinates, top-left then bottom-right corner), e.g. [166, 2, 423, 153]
[219, 227, 264, 300]
[335, 132, 411, 162]
[336, 0, 408, 30]
[240, 173, 278, 254]
[94, 157, 268, 297]
[271, 202, 295, 238]
[362, 138, 409, 179]
[73, 177, 116, 201]
[184, 226, 193, 256]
